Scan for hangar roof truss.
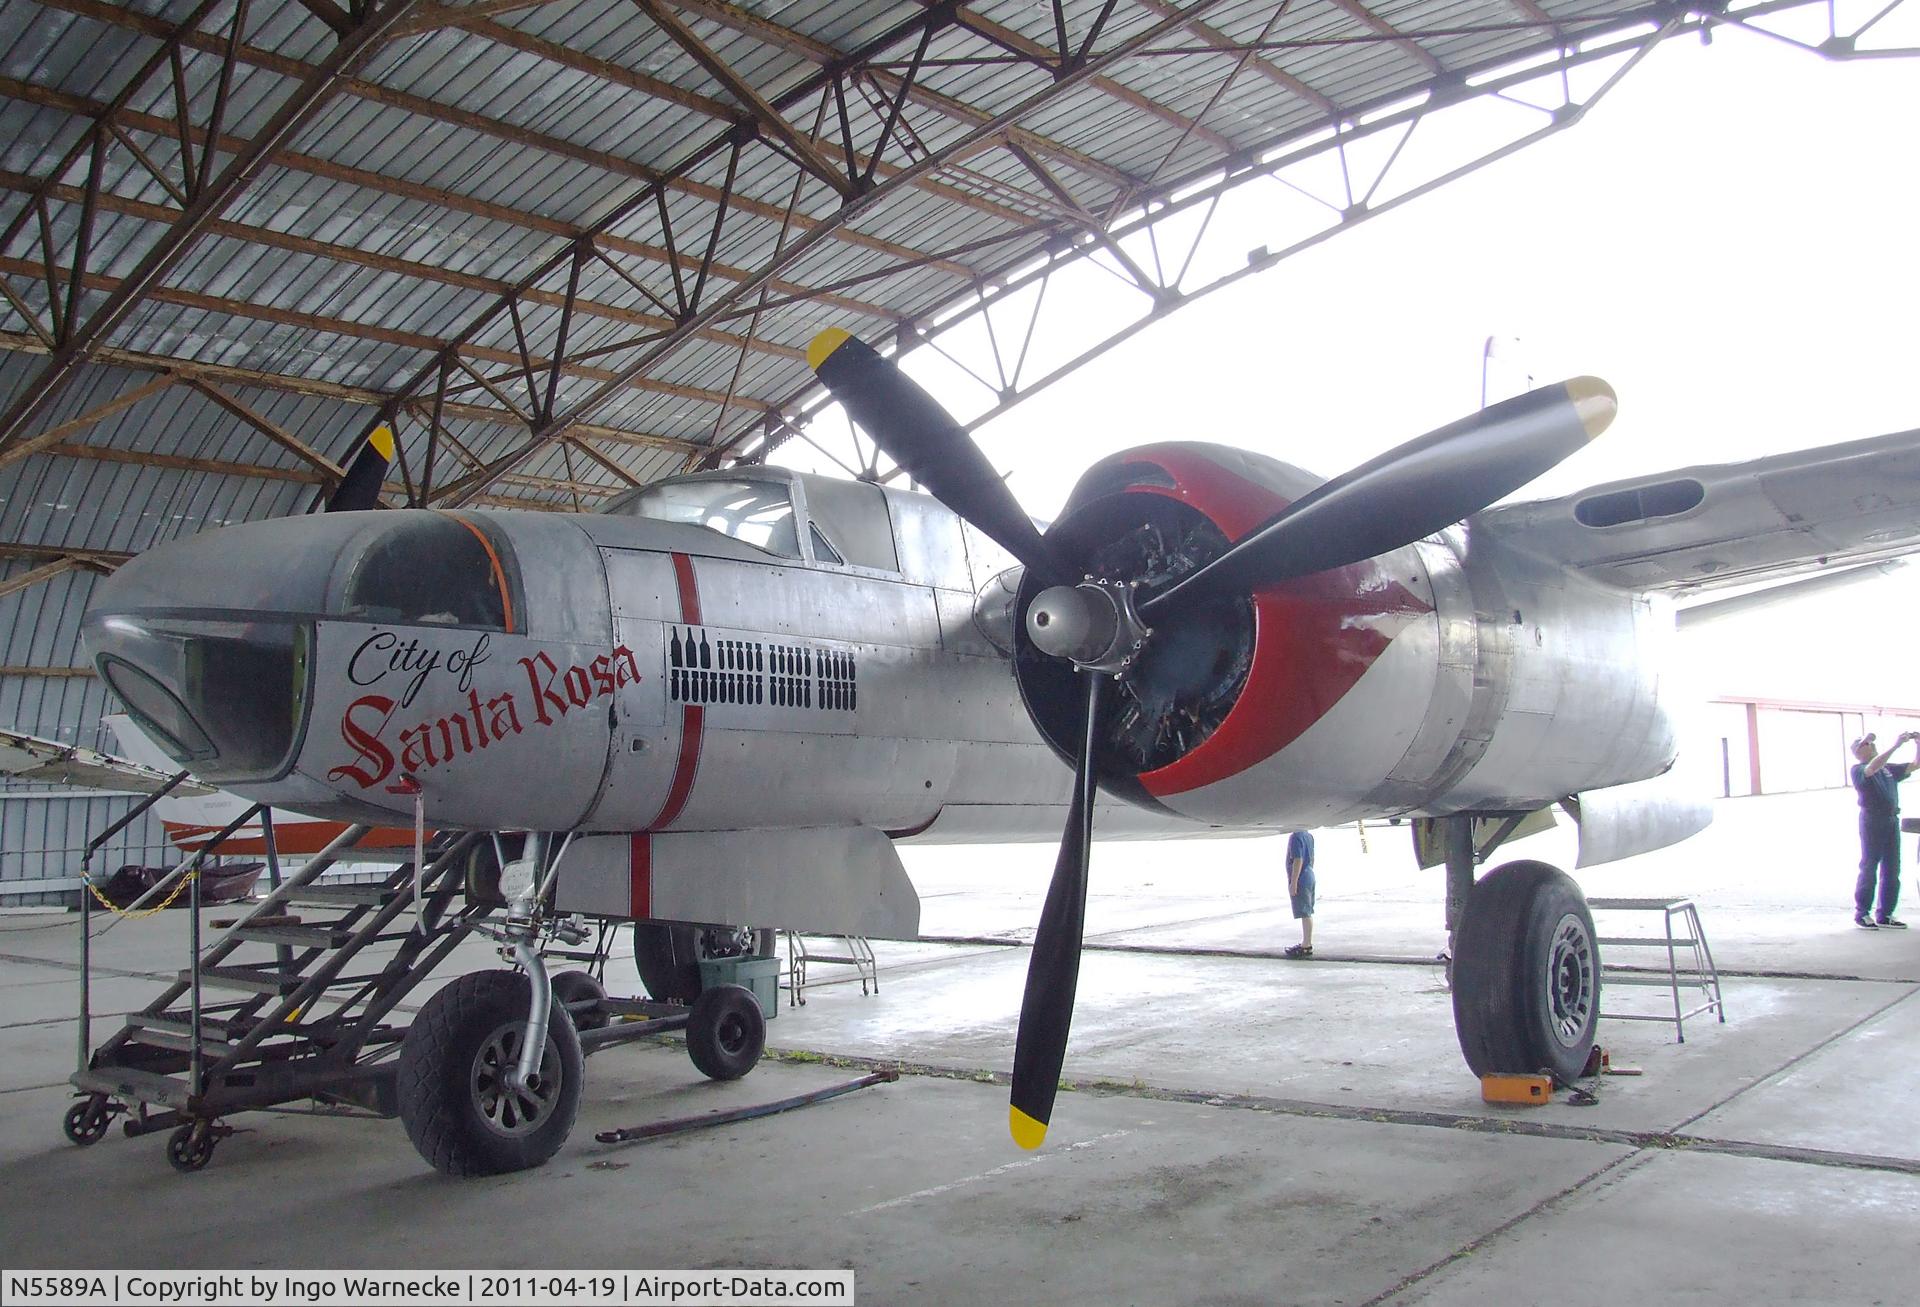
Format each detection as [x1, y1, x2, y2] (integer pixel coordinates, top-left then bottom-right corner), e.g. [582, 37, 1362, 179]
[0, 0, 1907, 517]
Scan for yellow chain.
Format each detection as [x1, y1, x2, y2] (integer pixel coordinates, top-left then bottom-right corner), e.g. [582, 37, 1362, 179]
[85, 866, 200, 920]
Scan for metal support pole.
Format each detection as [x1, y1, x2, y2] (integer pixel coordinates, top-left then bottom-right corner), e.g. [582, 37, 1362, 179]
[261, 808, 292, 975]
[188, 857, 203, 1102]
[77, 853, 92, 1076]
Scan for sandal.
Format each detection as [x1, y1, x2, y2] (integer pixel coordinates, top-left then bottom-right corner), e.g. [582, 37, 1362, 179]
[1284, 944, 1313, 959]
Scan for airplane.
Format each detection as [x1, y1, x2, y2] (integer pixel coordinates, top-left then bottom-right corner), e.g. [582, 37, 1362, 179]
[73, 330, 1920, 1175]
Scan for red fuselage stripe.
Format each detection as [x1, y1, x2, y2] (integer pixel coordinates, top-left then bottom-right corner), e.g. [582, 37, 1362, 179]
[629, 833, 652, 917]
[647, 552, 705, 830]
[670, 551, 703, 625]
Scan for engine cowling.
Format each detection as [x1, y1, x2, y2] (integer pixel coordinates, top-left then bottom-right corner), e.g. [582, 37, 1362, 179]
[1013, 441, 1443, 826]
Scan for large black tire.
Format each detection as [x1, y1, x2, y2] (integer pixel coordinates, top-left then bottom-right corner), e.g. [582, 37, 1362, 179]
[398, 970, 583, 1177]
[686, 984, 765, 1081]
[632, 923, 774, 1004]
[1452, 860, 1601, 1083]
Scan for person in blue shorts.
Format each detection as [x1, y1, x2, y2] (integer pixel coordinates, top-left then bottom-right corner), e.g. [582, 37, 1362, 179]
[1285, 829, 1316, 958]
[1851, 730, 1919, 929]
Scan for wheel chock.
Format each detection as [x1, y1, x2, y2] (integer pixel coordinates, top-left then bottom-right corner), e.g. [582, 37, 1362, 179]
[1480, 1072, 1552, 1105]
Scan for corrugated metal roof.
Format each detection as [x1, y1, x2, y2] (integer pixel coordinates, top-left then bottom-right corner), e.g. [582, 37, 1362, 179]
[0, 0, 1826, 798]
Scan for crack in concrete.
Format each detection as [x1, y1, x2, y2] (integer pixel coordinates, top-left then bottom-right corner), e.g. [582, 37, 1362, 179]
[914, 933, 1920, 983]
[761, 1047, 1920, 1177]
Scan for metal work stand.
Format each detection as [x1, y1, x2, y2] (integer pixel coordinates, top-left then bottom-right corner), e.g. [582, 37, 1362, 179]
[1588, 896, 1726, 1042]
[782, 931, 879, 1006]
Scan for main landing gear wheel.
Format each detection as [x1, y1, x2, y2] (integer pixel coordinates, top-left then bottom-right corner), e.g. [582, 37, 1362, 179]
[551, 969, 610, 1033]
[1451, 860, 1600, 1084]
[686, 983, 766, 1081]
[398, 970, 583, 1177]
[62, 1095, 110, 1146]
[632, 923, 774, 1004]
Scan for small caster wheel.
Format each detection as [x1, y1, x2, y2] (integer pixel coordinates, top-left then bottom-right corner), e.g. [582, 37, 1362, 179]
[687, 983, 765, 1081]
[62, 1096, 110, 1146]
[167, 1123, 216, 1173]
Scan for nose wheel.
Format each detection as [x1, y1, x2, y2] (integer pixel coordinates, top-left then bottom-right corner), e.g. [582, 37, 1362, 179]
[398, 969, 584, 1177]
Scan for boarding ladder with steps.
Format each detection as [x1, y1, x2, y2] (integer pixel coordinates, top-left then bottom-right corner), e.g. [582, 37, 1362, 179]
[67, 805, 486, 1169]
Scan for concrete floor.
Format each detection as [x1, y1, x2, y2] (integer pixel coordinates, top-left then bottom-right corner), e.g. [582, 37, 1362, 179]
[0, 785, 1915, 1304]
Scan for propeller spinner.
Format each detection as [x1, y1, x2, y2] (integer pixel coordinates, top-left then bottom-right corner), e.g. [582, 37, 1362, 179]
[806, 329, 1615, 1149]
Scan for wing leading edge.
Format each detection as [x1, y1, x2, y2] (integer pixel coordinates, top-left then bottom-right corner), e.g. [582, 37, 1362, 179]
[1474, 427, 1920, 595]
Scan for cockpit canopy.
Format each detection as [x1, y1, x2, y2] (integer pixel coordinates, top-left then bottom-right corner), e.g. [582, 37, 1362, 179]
[610, 476, 802, 560]
[606, 470, 901, 573]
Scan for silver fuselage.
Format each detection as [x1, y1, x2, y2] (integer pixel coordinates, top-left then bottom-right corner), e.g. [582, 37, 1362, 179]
[81, 461, 1676, 841]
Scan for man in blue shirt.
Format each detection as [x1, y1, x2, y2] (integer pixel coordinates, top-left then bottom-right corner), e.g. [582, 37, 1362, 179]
[1284, 830, 1316, 958]
[1850, 731, 1919, 929]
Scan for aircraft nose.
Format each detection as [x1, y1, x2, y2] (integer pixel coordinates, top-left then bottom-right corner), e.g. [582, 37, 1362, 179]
[84, 510, 521, 783]
[81, 515, 356, 782]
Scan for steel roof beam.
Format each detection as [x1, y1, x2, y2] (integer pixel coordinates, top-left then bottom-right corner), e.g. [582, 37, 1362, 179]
[0, 74, 903, 327]
[634, 0, 856, 199]
[1322, 0, 1447, 77]
[25, 427, 622, 504]
[668, 0, 1145, 196]
[0, 0, 430, 455]
[0, 253, 772, 411]
[443, 5, 1084, 228]
[943, 2, 1240, 155]
[0, 329, 704, 458]
[0, 165, 807, 363]
[0, 542, 134, 568]
[31, 0, 974, 281]
[426, 0, 1239, 506]
[0, 374, 178, 477]
[391, 0, 571, 36]
[1134, 0, 1342, 118]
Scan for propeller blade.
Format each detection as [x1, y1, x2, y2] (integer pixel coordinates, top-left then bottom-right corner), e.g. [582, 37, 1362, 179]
[1009, 669, 1108, 1150]
[809, 330, 1070, 583]
[1140, 379, 1616, 621]
[326, 422, 396, 513]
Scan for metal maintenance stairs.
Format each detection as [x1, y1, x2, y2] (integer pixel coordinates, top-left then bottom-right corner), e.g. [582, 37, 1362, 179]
[1589, 896, 1727, 1043]
[76, 826, 486, 1128]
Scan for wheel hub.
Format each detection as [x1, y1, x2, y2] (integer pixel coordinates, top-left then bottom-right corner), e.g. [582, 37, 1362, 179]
[471, 1022, 560, 1136]
[1545, 912, 1597, 1048]
[1026, 577, 1151, 674]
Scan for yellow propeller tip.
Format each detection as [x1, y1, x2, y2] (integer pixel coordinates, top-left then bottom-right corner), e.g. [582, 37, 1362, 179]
[807, 327, 853, 371]
[369, 423, 396, 462]
[1009, 1106, 1048, 1151]
[1563, 377, 1617, 440]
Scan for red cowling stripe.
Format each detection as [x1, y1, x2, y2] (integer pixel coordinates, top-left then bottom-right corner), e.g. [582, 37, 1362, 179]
[1086, 445, 1434, 798]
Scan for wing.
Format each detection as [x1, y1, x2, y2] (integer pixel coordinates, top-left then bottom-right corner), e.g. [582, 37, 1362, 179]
[0, 726, 213, 795]
[1474, 427, 1920, 594]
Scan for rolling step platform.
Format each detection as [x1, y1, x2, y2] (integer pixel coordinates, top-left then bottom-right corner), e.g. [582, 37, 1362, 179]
[1589, 896, 1726, 1042]
[67, 808, 490, 1167]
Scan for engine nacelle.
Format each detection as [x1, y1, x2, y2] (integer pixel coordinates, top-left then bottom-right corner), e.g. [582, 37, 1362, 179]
[1013, 442, 1676, 829]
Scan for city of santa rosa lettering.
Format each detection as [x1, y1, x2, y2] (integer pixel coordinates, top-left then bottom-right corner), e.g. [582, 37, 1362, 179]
[328, 628, 641, 789]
